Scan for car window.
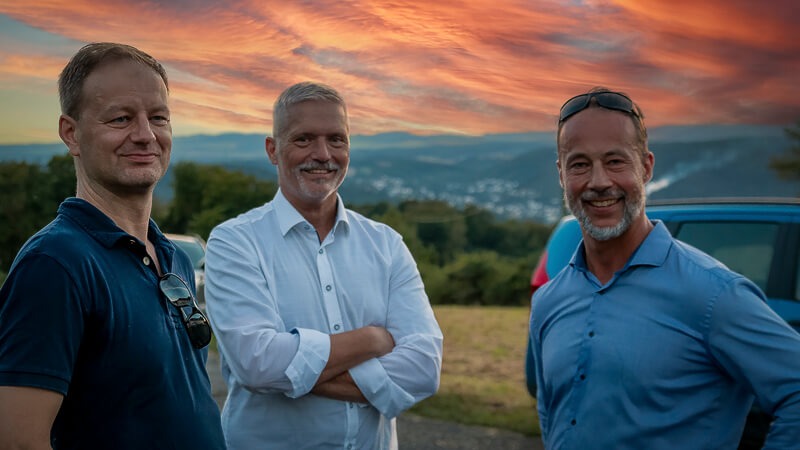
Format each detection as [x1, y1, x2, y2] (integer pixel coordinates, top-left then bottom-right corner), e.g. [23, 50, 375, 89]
[673, 222, 778, 292]
[172, 240, 205, 269]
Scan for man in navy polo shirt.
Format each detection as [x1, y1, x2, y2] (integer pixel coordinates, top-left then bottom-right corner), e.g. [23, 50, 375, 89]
[0, 43, 225, 449]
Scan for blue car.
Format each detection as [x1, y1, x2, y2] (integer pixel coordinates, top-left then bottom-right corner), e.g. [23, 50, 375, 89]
[527, 198, 800, 448]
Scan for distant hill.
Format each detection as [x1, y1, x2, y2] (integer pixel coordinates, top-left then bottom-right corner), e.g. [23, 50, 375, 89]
[2, 124, 797, 223]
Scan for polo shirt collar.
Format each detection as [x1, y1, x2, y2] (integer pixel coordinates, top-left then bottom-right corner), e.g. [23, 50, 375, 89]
[273, 189, 350, 237]
[58, 197, 170, 250]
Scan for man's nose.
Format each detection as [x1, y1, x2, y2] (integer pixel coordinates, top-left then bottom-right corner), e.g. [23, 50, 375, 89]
[130, 115, 156, 143]
[310, 137, 332, 160]
[587, 165, 612, 190]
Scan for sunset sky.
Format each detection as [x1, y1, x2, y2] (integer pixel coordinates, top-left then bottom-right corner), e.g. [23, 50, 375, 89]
[1, 0, 798, 144]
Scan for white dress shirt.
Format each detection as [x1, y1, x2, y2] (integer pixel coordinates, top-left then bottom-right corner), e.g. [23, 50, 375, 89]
[205, 190, 443, 450]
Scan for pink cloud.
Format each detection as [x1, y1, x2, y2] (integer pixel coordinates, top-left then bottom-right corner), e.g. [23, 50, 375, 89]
[1, 0, 798, 142]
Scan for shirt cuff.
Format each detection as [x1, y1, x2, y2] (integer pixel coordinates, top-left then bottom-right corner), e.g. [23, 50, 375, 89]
[350, 358, 415, 419]
[284, 327, 330, 398]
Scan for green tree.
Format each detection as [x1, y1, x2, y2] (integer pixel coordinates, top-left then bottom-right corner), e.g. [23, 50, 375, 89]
[400, 200, 466, 265]
[771, 120, 800, 181]
[162, 162, 277, 239]
[429, 251, 529, 306]
[0, 162, 46, 270]
[46, 153, 77, 206]
[0, 153, 76, 273]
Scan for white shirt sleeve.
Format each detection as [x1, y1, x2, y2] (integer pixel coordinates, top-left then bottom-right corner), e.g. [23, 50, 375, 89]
[348, 235, 443, 418]
[204, 222, 331, 398]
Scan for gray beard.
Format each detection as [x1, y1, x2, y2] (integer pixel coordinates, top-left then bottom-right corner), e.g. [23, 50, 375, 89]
[565, 189, 645, 241]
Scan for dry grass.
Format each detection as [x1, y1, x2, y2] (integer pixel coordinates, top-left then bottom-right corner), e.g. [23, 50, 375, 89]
[409, 305, 540, 436]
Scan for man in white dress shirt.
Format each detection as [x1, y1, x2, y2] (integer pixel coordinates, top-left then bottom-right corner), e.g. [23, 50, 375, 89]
[204, 81, 443, 450]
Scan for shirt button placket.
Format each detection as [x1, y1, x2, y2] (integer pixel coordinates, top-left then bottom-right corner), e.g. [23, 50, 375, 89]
[316, 244, 343, 334]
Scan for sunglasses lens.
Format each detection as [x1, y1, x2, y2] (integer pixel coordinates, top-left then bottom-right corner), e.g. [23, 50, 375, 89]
[159, 273, 212, 349]
[559, 91, 636, 123]
[187, 314, 212, 348]
[595, 92, 633, 113]
[559, 95, 590, 123]
[160, 275, 191, 304]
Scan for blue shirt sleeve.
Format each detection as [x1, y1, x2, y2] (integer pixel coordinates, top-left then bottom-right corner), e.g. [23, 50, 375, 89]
[0, 253, 84, 395]
[707, 276, 800, 447]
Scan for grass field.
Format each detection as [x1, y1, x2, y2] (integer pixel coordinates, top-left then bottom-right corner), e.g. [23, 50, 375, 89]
[409, 305, 539, 436]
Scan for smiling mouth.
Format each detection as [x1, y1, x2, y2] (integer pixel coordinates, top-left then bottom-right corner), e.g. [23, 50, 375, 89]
[588, 198, 619, 208]
[122, 153, 158, 161]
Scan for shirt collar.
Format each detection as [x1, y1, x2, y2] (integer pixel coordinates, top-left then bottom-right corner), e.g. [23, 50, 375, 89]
[273, 189, 350, 237]
[570, 219, 672, 271]
[58, 197, 170, 250]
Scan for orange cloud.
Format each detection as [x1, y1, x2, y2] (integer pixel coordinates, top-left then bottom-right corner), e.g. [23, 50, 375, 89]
[0, 0, 798, 144]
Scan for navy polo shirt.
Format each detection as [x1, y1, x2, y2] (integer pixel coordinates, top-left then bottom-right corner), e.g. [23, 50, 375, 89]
[0, 198, 225, 450]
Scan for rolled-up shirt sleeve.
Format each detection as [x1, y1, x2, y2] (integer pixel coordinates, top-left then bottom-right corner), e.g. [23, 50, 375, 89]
[348, 236, 443, 418]
[205, 224, 331, 398]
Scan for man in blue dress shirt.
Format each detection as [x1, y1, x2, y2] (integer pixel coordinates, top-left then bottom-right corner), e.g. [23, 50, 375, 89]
[204, 81, 443, 449]
[529, 87, 800, 449]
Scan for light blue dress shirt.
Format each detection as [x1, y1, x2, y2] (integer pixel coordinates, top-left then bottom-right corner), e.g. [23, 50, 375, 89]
[205, 190, 443, 450]
[530, 221, 800, 449]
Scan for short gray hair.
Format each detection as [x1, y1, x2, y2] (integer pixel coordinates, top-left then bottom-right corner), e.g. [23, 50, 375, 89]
[272, 81, 348, 140]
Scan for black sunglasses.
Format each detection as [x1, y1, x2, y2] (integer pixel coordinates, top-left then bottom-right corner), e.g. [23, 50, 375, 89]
[559, 91, 638, 123]
[159, 273, 211, 349]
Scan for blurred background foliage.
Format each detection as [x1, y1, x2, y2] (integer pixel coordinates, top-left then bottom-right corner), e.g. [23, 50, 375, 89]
[0, 157, 550, 305]
[3, 120, 797, 298]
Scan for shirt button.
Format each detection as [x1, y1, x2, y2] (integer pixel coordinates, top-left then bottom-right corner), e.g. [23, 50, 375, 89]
[588, 331, 595, 337]
[571, 419, 577, 426]
[334, 324, 340, 331]
[319, 248, 324, 254]
[326, 285, 332, 291]
[142, 256, 151, 265]
[580, 374, 586, 380]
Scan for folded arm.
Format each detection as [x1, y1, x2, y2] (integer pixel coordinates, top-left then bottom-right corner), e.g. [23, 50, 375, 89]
[316, 326, 395, 386]
[344, 237, 443, 418]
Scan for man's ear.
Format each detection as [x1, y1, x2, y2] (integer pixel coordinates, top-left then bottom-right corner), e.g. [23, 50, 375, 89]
[556, 158, 564, 189]
[642, 151, 655, 183]
[59, 115, 80, 156]
[265, 137, 279, 166]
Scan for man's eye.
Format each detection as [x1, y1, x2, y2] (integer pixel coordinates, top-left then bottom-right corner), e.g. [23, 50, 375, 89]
[109, 116, 130, 124]
[570, 162, 588, 170]
[151, 115, 170, 125]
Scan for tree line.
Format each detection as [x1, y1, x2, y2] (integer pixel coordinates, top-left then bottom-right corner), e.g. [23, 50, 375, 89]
[0, 155, 553, 306]
[5, 120, 797, 304]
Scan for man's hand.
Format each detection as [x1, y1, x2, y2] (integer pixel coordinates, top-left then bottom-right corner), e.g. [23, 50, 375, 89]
[316, 326, 395, 386]
[312, 371, 368, 403]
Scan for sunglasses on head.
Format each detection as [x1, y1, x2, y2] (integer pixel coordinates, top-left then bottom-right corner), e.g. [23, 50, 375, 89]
[559, 91, 638, 123]
[159, 273, 211, 349]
